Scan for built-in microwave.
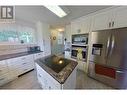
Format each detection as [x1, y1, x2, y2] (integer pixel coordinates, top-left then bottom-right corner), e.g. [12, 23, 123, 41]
[72, 34, 88, 45]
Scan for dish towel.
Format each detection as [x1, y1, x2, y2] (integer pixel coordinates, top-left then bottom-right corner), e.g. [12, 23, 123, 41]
[77, 48, 83, 61]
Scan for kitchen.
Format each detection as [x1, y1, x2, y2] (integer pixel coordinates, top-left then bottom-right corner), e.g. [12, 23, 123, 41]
[0, 5, 127, 90]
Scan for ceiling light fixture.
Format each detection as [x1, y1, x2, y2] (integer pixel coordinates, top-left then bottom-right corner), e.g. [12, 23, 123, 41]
[44, 5, 67, 18]
[57, 28, 64, 32]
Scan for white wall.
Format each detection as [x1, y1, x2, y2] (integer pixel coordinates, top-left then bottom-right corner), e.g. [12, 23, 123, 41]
[36, 21, 51, 56]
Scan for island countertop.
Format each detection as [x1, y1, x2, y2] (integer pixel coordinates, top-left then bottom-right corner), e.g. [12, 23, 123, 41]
[35, 55, 78, 84]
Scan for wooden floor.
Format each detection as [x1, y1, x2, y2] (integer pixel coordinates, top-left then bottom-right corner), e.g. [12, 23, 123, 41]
[0, 69, 113, 89]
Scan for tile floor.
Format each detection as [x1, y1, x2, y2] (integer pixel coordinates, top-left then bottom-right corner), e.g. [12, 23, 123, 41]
[0, 69, 113, 89]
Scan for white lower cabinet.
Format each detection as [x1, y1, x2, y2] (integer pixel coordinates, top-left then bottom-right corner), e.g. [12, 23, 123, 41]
[0, 61, 8, 76]
[62, 67, 77, 89]
[36, 64, 61, 89]
[7, 55, 35, 80]
[0, 53, 42, 86]
[0, 73, 10, 86]
[0, 60, 10, 86]
[33, 52, 43, 60]
[36, 63, 77, 89]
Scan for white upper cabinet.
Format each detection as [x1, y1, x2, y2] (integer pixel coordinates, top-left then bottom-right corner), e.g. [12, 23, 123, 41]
[81, 17, 91, 33]
[71, 16, 91, 34]
[92, 6, 127, 31]
[71, 20, 81, 34]
[92, 10, 113, 31]
[113, 7, 127, 29]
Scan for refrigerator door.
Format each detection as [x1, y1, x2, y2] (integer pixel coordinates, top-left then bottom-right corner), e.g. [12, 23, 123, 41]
[90, 30, 112, 65]
[107, 28, 127, 69]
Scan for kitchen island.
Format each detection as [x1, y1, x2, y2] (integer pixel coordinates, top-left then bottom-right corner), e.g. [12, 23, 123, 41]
[35, 55, 78, 89]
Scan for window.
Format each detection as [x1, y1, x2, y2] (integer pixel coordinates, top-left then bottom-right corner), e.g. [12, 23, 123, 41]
[0, 25, 35, 44]
[19, 30, 34, 43]
[0, 29, 18, 42]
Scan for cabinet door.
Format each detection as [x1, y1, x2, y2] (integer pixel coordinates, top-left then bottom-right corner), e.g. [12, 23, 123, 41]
[0, 60, 8, 76]
[113, 7, 127, 29]
[92, 10, 112, 31]
[71, 21, 82, 34]
[62, 66, 77, 89]
[7, 58, 21, 77]
[0, 73, 9, 86]
[81, 17, 91, 34]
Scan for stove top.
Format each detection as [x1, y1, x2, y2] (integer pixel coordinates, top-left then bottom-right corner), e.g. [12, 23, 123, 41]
[39, 55, 70, 73]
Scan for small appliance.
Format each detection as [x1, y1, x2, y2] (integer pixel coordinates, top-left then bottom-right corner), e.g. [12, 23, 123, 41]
[27, 46, 41, 53]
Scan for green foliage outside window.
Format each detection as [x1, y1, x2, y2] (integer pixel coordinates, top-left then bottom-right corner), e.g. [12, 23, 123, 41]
[19, 31, 34, 43]
[0, 27, 35, 43]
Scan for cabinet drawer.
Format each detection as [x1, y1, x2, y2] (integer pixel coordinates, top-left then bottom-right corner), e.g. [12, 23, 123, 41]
[7, 55, 34, 67]
[7, 58, 23, 67]
[20, 63, 34, 75]
[17, 55, 34, 63]
[34, 52, 43, 60]
[37, 72, 47, 89]
[20, 61, 34, 67]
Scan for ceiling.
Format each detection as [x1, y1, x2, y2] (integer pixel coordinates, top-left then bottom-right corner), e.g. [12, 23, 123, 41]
[15, 6, 111, 28]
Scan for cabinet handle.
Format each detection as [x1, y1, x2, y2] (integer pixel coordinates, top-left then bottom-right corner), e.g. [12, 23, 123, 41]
[109, 22, 111, 28]
[0, 78, 5, 81]
[112, 21, 114, 27]
[116, 70, 124, 74]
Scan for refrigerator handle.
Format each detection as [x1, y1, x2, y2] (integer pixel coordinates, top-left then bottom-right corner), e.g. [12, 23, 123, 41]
[116, 70, 124, 74]
[109, 35, 115, 56]
[105, 35, 111, 58]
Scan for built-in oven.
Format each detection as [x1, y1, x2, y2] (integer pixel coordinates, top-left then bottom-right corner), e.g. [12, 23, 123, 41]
[71, 45, 87, 62]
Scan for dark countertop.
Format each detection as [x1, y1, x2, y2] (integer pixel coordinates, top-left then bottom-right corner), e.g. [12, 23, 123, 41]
[0, 51, 43, 61]
[35, 55, 78, 84]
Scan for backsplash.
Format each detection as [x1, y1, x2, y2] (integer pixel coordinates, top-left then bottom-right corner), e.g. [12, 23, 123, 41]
[0, 44, 37, 55]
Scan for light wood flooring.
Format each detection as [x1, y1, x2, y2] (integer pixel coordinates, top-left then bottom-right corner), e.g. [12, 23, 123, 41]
[0, 69, 113, 89]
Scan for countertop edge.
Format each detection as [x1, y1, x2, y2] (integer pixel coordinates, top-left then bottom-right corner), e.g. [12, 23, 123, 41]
[0, 51, 43, 61]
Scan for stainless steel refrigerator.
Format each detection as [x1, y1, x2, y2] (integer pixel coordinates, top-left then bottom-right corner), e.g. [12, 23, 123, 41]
[88, 28, 127, 89]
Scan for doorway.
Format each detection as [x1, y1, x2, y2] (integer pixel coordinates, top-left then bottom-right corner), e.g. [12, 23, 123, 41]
[50, 29, 64, 55]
